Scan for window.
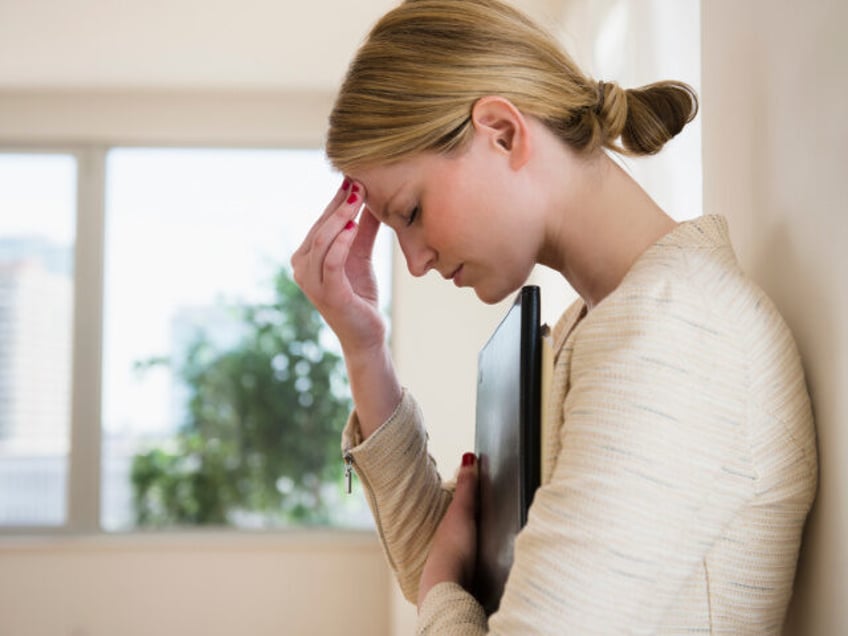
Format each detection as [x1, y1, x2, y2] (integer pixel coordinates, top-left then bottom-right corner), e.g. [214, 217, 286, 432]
[0, 153, 77, 527]
[0, 147, 390, 533]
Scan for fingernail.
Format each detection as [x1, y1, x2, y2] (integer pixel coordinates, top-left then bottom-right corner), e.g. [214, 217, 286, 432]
[344, 220, 356, 231]
[351, 183, 360, 194]
[347, 192, 359, 205]
[462, 452, 476, 467]
[342, 178, 351, 191]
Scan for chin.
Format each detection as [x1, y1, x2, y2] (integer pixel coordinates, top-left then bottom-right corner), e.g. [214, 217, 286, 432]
[469, 267, 532, 305]
[473, 283, 519, 305]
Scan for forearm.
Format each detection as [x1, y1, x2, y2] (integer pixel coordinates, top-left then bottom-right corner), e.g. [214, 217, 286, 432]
[343, 340, 403, 440]
[343, 390, 453, 602]
[290, 178, 400, 440]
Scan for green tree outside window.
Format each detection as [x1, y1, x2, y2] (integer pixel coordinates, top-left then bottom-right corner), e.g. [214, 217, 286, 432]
[130, 267, 351, 527]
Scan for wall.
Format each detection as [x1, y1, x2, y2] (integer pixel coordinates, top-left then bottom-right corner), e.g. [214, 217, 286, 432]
[0, 532, 389, 636]
[557, 0, 703, 224]
[700, 2, 848, 633]
[0, 91, 335, 147]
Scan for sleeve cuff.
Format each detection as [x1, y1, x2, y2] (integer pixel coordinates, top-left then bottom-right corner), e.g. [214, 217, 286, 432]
[417, 582, 487, 635]
[341, 388, 430, 490]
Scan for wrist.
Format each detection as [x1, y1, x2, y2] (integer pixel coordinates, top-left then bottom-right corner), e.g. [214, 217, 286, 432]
[418, 554, 464, 609]
[344, 341, 403, 440]
[342, 338, 390, 371]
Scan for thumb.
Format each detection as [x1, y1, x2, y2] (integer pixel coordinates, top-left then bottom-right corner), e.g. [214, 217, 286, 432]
[351, 206, 380, 258]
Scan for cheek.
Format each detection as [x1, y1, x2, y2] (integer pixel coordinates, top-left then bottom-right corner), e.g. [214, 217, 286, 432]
[426, 160, 500, 245]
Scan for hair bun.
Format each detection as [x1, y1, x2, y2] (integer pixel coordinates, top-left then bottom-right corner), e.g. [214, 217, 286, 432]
[599, 80, 698, 156]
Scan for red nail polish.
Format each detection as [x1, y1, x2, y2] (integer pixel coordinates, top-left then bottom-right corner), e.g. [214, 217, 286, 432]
[347, 192, 358, 205]
[342, 178, 351, 191]
[344, 220, 356, 231]
[462, 452, 476, 467]
[351, 184, 360, 194]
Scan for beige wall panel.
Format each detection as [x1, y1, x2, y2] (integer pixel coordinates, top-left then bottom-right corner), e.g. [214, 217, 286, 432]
[0, 533, 389, 636]
[701, 2, 848, 633]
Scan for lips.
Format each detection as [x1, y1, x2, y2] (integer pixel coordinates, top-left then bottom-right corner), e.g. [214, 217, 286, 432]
[450, 265, 463, 286]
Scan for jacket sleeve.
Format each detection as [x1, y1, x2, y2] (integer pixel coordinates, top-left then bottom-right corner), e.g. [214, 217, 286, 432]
[342, 388, 454, 603]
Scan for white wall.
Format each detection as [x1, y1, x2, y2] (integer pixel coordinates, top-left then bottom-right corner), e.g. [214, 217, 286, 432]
[700, 2, 848, 633]
[0, 91, 335, 147]
[0, 0, 398, 91]
[556, 0, 703, 223]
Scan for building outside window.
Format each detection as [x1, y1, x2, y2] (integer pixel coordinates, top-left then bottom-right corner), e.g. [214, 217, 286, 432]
[0, 153, 76, 527]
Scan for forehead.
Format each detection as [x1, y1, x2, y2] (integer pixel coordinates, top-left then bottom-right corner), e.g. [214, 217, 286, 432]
[352, 158, 417, 189]
[348, 152, 464, 215]
[351, 157, 428, 218]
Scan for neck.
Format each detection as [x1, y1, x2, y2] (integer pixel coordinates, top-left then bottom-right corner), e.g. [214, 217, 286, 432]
[538, 151, 677, 311]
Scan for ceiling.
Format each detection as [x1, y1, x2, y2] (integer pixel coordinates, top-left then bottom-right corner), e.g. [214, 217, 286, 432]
[0, 0, 568, 92]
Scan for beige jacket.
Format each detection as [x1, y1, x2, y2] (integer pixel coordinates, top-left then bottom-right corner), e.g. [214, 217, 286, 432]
[342, 215, 817, 634]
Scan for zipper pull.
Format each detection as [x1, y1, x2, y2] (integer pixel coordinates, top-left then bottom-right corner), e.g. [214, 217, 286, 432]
[344, 452, 353, 494]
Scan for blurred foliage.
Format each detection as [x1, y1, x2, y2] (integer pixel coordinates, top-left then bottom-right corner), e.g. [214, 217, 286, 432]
[130, 268, 351, 527]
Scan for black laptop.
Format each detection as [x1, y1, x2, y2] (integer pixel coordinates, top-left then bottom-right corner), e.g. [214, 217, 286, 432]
[473, 285, 542, 616]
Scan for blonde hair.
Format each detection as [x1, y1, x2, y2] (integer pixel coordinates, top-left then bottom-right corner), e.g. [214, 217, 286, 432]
[327, 0, 698, 172]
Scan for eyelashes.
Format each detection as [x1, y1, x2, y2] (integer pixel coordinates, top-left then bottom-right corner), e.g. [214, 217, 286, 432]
[406, 205, 420, 227]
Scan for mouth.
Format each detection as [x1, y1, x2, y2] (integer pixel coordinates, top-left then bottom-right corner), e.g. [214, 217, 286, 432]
[448, 265, 463, 286]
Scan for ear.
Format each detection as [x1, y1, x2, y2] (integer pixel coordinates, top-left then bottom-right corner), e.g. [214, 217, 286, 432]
[470, 96, 532, 170]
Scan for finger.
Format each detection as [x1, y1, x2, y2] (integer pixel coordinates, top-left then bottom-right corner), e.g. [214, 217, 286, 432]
[320, 215, 360, 288]
[297, 177, 353, 254]
[303, 189, 363, 287]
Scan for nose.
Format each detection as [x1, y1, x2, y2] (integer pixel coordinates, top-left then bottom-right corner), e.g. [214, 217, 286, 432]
[398, 234, 436, 277]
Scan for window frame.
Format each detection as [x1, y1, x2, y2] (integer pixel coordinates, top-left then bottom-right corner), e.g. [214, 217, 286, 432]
[0, 144, 106, 535]
[0, 89, 336, 536]
[0, 140, 368, 536]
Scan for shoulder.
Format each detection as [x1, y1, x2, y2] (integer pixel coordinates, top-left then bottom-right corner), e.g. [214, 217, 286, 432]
[568, 216, 761, 399]
[573, 215, 783, 360]
[565, 214, 810, 428]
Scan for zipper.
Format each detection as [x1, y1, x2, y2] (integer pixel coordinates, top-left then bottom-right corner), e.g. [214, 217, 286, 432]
[343, 451, 354, 494]
[341, 449, 399, 573]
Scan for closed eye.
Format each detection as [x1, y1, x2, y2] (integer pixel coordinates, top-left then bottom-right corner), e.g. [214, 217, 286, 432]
[406, 205, 420, 227]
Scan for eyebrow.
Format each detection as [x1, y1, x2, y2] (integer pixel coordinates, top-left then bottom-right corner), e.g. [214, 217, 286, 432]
[376, 189, 401, 222]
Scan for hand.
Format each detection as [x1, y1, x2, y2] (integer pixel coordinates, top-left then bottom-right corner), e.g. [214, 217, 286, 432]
[291, 179, 384, 356]
[418, 453, 479, 609]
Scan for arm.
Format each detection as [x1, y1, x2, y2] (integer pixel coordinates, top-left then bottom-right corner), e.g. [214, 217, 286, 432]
[344, 389, 454, 601]
[293, 179, 452, 599]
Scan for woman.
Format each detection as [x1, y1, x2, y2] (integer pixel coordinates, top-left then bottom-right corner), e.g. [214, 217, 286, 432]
[292, 0, 817, 632]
